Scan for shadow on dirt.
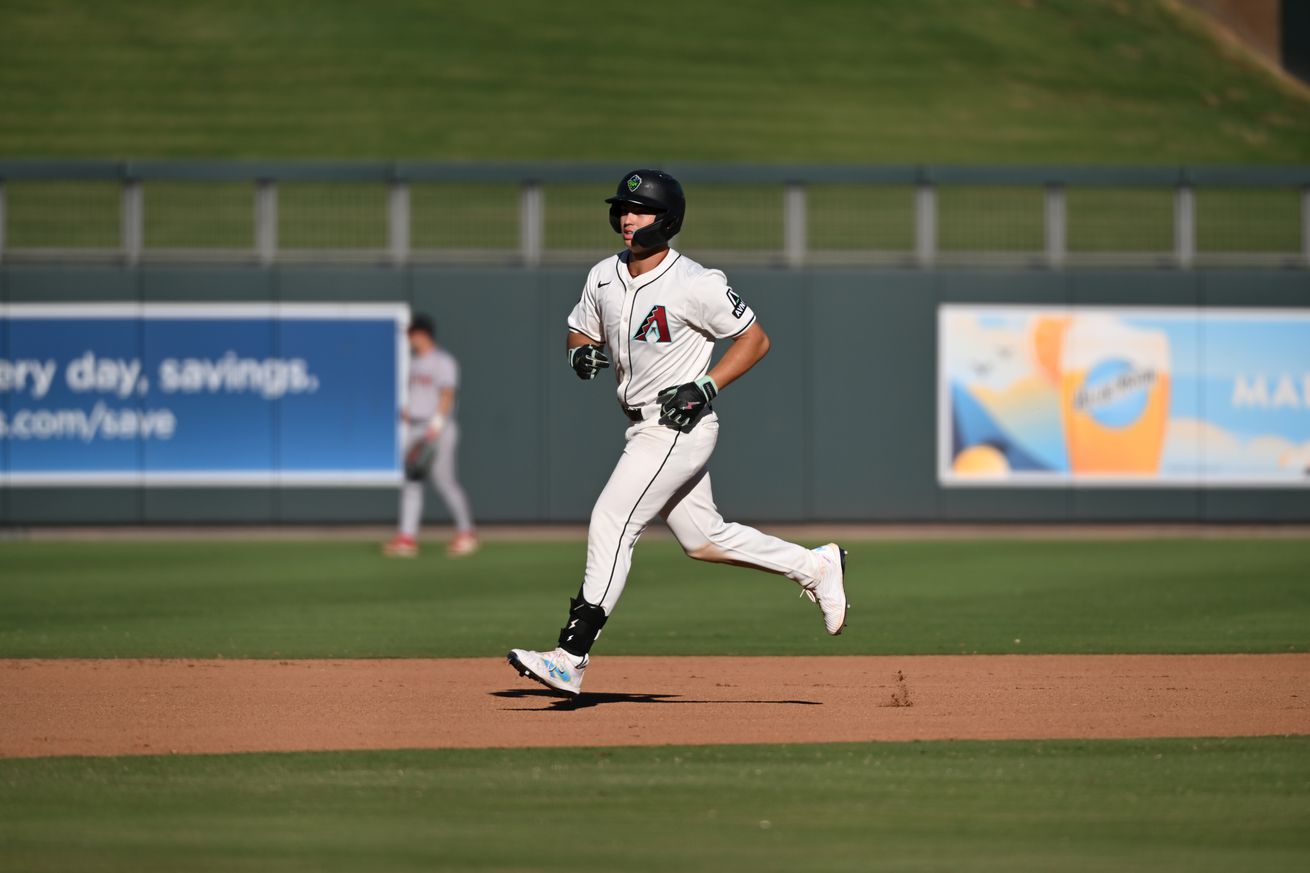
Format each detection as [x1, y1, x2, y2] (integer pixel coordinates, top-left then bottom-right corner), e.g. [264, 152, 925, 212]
[491, 688, 821, 711]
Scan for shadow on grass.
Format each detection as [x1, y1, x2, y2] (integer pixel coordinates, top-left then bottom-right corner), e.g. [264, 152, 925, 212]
[491, 688, 821, 711]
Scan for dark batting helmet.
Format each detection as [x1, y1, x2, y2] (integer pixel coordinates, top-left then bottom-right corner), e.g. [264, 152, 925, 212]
[605, 169, 685, 249]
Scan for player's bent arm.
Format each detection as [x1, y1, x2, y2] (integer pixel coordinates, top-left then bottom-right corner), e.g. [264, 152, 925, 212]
[707, 321, 770, 391]
[567, 329, 601, 350]
[567, 329, 610, 380]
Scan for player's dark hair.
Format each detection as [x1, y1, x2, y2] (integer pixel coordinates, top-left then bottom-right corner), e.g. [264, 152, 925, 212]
[409, 312, 437, 340]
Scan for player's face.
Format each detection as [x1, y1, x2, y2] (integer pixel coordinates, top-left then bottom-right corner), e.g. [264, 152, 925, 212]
[616, 204, 660, 250]
[408, 330, 433, 355]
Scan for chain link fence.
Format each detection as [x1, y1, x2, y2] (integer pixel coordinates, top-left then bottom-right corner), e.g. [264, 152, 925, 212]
[0, 161, 1306, 268]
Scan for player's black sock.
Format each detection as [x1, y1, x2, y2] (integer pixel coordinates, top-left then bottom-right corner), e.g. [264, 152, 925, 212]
[557, 591, 607, 660]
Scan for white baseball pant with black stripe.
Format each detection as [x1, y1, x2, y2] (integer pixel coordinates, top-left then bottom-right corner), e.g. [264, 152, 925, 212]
[582, 410, 826, 614]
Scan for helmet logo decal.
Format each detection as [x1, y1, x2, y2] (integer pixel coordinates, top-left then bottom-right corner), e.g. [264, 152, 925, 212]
[627, 174, 642, 192]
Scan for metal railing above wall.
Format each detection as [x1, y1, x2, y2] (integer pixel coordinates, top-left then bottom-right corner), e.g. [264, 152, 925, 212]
[0, 160, 1307, 269]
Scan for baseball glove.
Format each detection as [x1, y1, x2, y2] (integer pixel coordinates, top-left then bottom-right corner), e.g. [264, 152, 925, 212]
[404, 438, 436, 482]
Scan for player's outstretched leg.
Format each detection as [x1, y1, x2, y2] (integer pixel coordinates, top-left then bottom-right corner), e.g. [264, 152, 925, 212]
[663, 469, 850, 634]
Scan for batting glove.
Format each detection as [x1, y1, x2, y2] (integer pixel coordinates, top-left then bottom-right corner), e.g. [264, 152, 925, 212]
[658, 376, 718, 430]
[569, 343, 610, 380]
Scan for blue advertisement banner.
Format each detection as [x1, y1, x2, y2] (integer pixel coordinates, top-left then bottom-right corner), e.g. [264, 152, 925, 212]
[1, 303, 409, 486]
[939, 306, 1310, 487]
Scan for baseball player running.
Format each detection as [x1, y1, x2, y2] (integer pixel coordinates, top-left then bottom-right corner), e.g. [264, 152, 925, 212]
[383, 313, 478, 558]
[508, 170, 848, 696]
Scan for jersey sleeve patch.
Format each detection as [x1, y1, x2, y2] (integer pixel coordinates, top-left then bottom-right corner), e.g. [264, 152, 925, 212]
[726, 288, 747, 319]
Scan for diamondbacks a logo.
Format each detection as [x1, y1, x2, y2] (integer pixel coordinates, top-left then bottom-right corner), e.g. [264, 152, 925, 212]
[726, 288, 747, 318]
[633, 305, 672, 343]
[627, 174, 642, 192]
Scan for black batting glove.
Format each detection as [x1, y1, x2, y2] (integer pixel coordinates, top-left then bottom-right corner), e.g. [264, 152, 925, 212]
[569, 343, 610, 380]
[658, 376, 718, 430]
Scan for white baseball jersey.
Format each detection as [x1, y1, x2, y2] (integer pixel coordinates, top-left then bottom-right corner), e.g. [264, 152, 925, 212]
[567, 248, 756, 410]
[564, 247, 826, 619]
[406, 347, 459, 422]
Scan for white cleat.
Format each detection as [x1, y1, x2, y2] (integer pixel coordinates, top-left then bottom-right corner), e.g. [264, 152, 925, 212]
[507, 647, 587, 697]
[802, 543, 849, 635]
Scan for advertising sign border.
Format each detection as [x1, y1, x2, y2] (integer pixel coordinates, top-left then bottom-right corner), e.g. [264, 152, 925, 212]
[938, 304, 1310, 489]
[1, 302, 410, 488]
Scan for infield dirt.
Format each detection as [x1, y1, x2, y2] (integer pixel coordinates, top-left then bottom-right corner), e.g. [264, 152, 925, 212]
[3, 654, 1307, 759]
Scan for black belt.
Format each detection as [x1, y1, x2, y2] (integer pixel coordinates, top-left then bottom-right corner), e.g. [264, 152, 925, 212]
[623, 403, 712, 423]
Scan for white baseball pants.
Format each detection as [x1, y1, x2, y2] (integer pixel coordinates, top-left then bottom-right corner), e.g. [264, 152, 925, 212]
[582, 412, 825, 614]
[399, 422, 475, 536]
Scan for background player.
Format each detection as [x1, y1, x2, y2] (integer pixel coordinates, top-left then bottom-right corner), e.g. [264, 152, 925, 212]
[508, 170, 849, 695]
[383, 313, 478, 558]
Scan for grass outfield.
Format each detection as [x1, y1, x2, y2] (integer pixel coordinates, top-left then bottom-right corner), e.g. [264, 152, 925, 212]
[1, 739, 1307, 873]
[2, 0, 1308, 163]
[0, 538, 1307, 658]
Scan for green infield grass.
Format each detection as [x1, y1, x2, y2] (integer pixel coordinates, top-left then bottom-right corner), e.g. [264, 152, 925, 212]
[2, 0, 1307, 164]
[1, 738, 1307, 873]
[0, 537, 1306, 658]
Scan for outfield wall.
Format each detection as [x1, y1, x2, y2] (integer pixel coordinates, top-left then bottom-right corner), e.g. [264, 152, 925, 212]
[2, 264, 1307, 524]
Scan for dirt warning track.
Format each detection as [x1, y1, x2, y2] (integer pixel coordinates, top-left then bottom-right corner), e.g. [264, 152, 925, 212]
[3, 654, 1307, 759]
